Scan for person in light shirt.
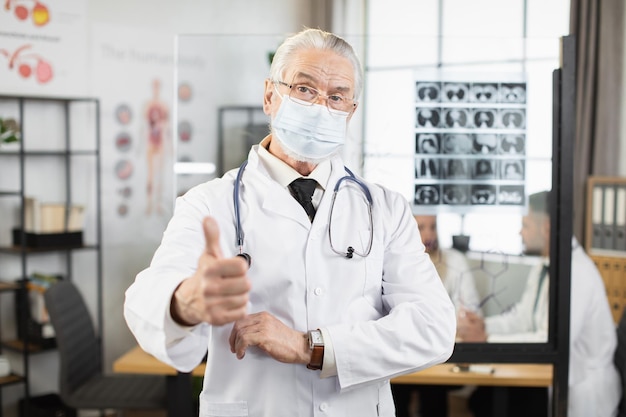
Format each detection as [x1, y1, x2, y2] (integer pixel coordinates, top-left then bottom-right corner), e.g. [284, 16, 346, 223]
[393, 214, 481, 417]
[457, 191, 621, 417]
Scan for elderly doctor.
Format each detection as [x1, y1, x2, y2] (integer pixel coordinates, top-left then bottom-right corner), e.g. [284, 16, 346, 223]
[124, 28, 456, 417]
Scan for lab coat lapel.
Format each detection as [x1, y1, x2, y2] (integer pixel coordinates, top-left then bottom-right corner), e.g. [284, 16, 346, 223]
[315, 156, 347, 226]
[244, 147, 312, 228]
[263, 182, 312, 228]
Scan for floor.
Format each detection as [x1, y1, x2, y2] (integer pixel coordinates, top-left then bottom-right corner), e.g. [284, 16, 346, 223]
[78, 411, 166, 417]
[408, 385, 476, 417]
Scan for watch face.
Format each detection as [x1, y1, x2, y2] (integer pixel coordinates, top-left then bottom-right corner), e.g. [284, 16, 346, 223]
[310, 331, 323, 345]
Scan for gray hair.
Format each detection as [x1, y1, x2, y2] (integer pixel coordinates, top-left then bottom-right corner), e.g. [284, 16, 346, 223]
[269, 28, 363, 100]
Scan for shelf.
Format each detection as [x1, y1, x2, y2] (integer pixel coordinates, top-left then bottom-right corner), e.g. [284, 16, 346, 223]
[0, 282, 20, 292]
[0, 244, 99, 254]
[1, 340, 54, 354]
[0, 373, 25, 388]
[0, 94, 102, 407]
[0, 150, 98, 157]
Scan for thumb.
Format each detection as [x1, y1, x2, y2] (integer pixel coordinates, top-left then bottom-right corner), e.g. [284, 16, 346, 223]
[203, 216, 223, 259]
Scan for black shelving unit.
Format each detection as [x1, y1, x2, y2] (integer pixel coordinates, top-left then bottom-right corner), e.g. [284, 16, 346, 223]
[0, 95, 101, 416]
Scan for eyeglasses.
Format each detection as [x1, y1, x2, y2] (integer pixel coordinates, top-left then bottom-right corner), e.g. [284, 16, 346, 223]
[274, 80, 356, 113]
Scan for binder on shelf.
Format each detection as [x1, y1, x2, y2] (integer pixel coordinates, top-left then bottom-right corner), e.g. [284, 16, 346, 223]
[602, 185, 615, 250]
[587, 177, 626, 254]
[23, 197, 41, 233]
[616, 186, 626, 251]
[591, 185, 604, 249]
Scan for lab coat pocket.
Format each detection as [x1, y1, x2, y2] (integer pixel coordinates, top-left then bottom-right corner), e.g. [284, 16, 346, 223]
[200, 399, 248, 417]
[361, 229, 383, 311]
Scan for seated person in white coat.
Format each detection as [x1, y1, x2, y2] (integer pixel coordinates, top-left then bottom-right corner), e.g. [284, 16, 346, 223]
[393, 214, 481, 417]
[415, 215, 480, 311]
[457, 190, 621, 417]
[123, 28, 456, 417]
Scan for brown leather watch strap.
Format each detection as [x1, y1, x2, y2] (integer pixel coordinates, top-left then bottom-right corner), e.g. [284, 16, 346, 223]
[307, 345, 324, 370]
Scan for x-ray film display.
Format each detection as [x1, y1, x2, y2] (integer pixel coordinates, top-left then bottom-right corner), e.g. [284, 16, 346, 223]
[413, 79, 527, 213]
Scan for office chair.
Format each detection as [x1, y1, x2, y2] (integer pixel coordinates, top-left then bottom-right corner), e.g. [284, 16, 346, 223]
[44, 280, 166, 415]
[615, 308, 626, 417]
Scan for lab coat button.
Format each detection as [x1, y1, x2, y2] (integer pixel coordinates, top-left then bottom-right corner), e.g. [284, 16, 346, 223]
[319, 402, 328, 412]
[314, 287, 323, 296]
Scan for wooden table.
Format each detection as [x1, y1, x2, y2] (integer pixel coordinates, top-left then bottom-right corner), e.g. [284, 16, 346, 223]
[392, 362, 552, 387]
[114, 346, 204, 417]
[114, 346, 553, 417]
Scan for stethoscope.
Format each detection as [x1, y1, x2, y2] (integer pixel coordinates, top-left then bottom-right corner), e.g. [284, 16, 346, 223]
[233, 159, 374, 266]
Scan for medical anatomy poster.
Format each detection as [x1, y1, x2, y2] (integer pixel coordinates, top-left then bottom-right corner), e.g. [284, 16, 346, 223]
[0, 0, 88, 96]
[413, 79, 527, 213]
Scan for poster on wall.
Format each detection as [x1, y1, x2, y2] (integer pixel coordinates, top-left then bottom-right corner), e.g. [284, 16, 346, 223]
[0, 0, 88, 96]
[413, 78, 527, 214]
[92, 24, 178, 244]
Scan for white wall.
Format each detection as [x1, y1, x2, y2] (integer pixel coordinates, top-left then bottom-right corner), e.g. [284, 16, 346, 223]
[1, 2, 320, 416]
[87, 0, 317, 369]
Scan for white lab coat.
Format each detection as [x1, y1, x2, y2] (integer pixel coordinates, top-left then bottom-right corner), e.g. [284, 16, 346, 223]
[434, 248, 481, 313]
[124, 146, 456, 417]
[485, 239, 621, 417]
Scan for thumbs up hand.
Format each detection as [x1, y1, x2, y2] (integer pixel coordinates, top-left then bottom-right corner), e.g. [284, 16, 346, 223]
[170, 216, 251, 326]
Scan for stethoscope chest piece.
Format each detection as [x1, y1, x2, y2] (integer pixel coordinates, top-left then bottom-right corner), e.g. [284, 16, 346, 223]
[237, 252, 252, 267]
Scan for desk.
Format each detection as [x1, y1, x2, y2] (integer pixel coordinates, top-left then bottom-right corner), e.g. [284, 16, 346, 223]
[392, 363, 552, 387]
[114, 346, 205, 417]
[114, 347, 553, 417]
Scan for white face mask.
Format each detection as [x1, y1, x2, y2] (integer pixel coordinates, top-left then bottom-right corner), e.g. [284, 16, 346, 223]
[271, 94, 349, 163]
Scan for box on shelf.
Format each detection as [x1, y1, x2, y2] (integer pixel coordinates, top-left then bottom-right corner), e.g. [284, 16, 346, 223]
[12, 228, 83, 248]
[23, 197, 85, 234]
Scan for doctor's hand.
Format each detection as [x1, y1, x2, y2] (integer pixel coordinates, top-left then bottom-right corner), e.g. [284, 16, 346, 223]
[170, 216, 251, 327]
[456, 308, 488, 342]
[229, 311, 310, 365]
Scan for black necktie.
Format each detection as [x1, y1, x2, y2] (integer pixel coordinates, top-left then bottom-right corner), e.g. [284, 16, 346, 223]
[289, 178, 317, 222]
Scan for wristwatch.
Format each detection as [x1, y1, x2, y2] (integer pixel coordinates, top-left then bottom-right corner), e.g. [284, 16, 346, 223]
[307, 329, 324, 370]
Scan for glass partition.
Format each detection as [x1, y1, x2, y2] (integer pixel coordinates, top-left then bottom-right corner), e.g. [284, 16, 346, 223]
[174, 34, 283, 195]
[363, 34, 562, 342]
[174, 30, 568, 350]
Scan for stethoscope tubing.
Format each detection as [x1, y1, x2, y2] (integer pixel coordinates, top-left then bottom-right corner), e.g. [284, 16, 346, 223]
[233, 160, 373, 263]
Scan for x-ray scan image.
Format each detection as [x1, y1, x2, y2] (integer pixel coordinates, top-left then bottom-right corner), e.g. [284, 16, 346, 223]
[414, 185, 440, 205]
[416, 133, 441, 154]
[415, 158, 440, 179]
[499, 109, 526, 129]
[499, 134, 525, 155]
[443, 184, 469, 205]
[473, 159, 496, 179]
[443, 134, 473, 154]
[416, 108, 441, 128]
[501, 160, 524, 180]
[499, 83, 526, 103]
[470, 83, 498, 103]
[443, 108, 470, 128]
[442, 82, 469, 102]
[416, 82, 441, 102]
[471, 185, 497, 205]
[444, 159, 469, 179]
[473, 134, 498, 154]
